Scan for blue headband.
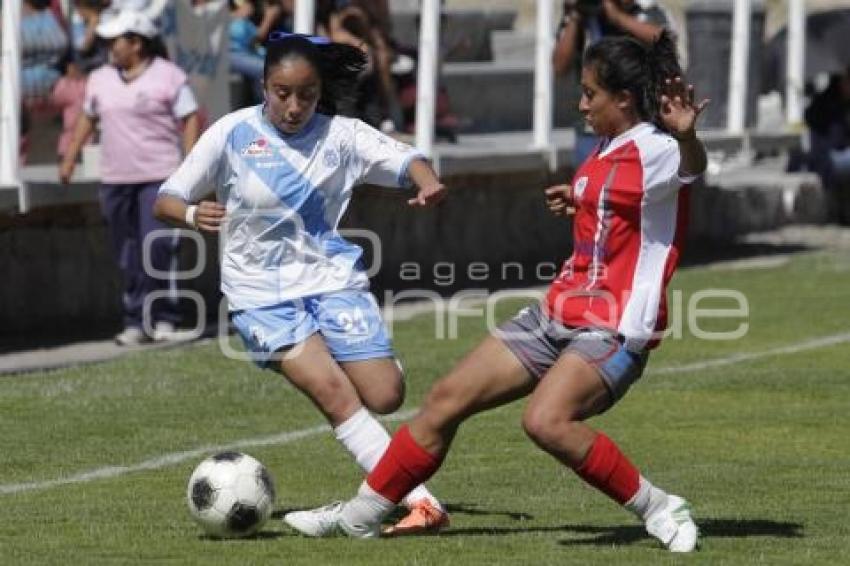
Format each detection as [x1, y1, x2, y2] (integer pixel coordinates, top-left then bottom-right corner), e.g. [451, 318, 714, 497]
[267, 31, 331, 45]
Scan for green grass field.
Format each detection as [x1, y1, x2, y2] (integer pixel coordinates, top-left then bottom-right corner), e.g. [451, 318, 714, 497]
[2, 250, 849, 565]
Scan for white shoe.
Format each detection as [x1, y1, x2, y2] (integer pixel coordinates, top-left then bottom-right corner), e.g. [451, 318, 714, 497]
[645, 495, 699, 552]
[283, 500, 382, 539]
[153, 321, 194, 342]
[337, 501, 381, 539]
[284, 502, 346, 538]
[114, 327, 151, 346]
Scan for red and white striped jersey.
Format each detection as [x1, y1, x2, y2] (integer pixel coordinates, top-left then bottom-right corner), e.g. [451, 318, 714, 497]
[544, 122, 700, 351]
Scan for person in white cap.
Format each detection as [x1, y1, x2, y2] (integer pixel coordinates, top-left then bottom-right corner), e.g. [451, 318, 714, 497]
[59, 10, 202, 346]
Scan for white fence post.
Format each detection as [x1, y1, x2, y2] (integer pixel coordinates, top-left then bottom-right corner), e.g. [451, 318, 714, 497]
[533, 0, 554, 151]
[1, 0, 25, 211]
[415, 0, 441, 158]
[786, 0, 805, 125]
[294, 0, 316, 34]
[727, 0, 751, 133]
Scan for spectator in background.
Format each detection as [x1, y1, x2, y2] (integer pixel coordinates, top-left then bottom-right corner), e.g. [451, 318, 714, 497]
[228, 0, 266, 104]
[69, 0, 110, 71]
[804, 68, 850, 224]
[256, 0, 294, 37]
[59, 10, 201, 346]
[21, 0, 68, 107]
[52, 56, 90, 161]
[553, 0, 668, 165]
[320, 2, 401, 131]
[52, 0, 111, 161]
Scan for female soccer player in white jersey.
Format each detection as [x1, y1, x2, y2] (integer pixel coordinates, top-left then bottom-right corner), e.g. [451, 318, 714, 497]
[153, 33, 448, 535]
[284, 31, 710, 552]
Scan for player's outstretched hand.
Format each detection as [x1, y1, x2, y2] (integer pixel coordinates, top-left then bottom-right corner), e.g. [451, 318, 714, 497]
[408, 183, 447, 207]
[195, 201, 226, 232]
[545, 184, 575, 217]
[660, 76, 710, 140]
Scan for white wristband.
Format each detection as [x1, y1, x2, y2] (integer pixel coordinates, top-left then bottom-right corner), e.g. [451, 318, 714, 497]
[185, 205, 198, 228]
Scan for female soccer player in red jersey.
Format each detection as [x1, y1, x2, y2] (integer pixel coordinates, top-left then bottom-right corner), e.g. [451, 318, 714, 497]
[284, 30, 709, 552]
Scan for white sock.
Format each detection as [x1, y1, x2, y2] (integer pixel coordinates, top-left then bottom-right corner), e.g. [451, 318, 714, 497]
[340, 481, 395, 527]
[625, 476, 669, 521]
[333, 407, 443, 511]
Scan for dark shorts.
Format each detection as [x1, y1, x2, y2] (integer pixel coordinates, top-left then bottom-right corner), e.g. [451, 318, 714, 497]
[497, 302, 649, 401]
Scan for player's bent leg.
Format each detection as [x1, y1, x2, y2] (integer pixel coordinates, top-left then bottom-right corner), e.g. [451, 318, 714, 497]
[344, 336, 535, 537]
[525, 352, 698, 552]
[411, 335, 537, 455]
[521, 352, 610, 467]
[285, 335, 535, 539]
[340, 358, 448, 535]
[341, 358, 405, 415]
[276, 333, 363, 427]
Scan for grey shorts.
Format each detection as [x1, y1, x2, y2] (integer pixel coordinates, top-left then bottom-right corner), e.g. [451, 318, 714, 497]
[497, 302, 649, 401]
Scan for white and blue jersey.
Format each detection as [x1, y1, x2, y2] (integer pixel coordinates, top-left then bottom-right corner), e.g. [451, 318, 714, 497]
[159, 105, 423, 312]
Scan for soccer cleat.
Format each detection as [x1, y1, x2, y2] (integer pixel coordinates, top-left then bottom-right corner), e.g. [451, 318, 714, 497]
[645, 495, 699, 552]
[337, 511, 381, 539]
[284, 501, 381, 539]
[114, 326, 151, 346]
[382, 500, 449, 537]
[283, 502, 346, 537]
[153, 321, 196, 342]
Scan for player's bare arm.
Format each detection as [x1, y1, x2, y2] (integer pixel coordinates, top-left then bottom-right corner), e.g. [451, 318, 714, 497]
[660, 75, 709, 177]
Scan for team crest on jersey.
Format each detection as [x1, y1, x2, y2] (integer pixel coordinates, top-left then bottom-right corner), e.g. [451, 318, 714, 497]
[323, 148, 340, 168]
[242, 138, 273, 158]
[573, 176, 589, 199]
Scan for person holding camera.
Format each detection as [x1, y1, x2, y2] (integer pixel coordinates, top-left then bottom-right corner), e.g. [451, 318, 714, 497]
[554, 0, 669, 165]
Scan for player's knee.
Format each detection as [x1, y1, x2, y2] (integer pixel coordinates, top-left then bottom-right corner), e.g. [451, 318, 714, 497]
[362, 379, 405, 414]
[522, 405, 580, 448]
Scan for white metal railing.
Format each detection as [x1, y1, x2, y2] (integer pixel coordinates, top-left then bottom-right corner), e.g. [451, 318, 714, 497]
[0, 0, 25, 210]
[786, 0, 806, 125]
[293, 0, 315, 35]
[533, 0, 554, 150]
[415, 0, 440, 157]
[727, 0, 751, 133]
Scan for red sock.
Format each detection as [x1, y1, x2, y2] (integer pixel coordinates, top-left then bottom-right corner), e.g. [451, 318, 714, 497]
[366, 425, 442, 504]
[574, 433, 640, 505]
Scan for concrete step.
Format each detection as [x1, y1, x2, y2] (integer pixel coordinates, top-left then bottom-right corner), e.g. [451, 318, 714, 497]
[490, 30, 536, 63]
[692, 158, 827, 241]
[390, 9, 517, 62]
[441, 61, 581, 133]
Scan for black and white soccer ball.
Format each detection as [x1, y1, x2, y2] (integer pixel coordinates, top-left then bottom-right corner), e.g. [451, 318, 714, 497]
[187, 451, 276, 538]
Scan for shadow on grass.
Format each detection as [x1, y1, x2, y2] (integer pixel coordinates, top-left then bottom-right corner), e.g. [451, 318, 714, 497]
[197, 530, 289, 541]
[555, 519, 804, 547]
[442, 502, 534, 522]
[438, 518, 803, 544]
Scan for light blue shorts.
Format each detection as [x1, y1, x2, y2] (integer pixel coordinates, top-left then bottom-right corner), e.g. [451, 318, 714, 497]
[232, 290, 394, 369]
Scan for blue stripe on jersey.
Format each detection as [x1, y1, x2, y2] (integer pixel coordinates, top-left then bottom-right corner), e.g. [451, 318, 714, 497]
[228, 114, 364, 269]
[229, 120, 331, 237]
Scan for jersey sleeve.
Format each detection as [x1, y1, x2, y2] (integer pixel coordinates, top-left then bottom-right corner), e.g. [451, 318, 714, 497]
[351, 119, 424, 188]
[641, 136, 701, 202]
[158, 115, 229, 203]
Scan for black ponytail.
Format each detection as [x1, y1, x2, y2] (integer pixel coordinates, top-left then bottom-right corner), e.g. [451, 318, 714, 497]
[583, 30, 682, 132]
[263, 36, 367, 115]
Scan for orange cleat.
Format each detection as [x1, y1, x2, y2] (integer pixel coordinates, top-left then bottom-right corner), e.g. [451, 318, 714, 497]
[382, 500, 450, 537]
